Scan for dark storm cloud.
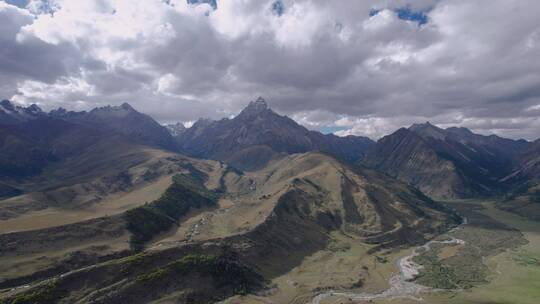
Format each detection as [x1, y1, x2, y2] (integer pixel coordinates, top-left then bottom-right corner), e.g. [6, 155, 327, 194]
[0, 0, 539, 140]
[0, 2, 106, 102]
[141, 9, 232, 95]
[86, 68, 151, 95]
[0, 5, 67, 82]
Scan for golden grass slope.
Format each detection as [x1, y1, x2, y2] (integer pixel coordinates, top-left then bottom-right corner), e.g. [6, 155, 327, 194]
[1, 151, 458, 303]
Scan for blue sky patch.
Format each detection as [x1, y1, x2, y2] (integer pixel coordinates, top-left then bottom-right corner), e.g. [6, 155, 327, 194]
[395, 7, 429, 25]
[320, 126, 349, 134]
[369, 6, 429, 26]
[369, 8, 381, 17]
[271, 0, 285, 16]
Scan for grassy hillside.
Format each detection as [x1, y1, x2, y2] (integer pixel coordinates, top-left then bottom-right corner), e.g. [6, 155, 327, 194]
[1, 152, 462, 304]
[125, 172, 220, 250]
[2, 248, 264, 304]
[0, 152, 224, 289]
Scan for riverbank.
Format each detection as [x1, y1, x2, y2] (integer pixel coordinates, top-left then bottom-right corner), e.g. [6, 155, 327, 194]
[310, 231, 466, 303]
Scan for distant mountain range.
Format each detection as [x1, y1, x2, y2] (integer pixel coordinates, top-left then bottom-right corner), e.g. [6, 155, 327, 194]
[1, 95, 539, 302]
[164, 122, 186, 137]
[50, 102, 177, 150]
[498, 139, 540, 220]
[0, 99, 45, 123]
[362, 122, 529, 199]
[1, 99, 176, 150]
[1, 97, 539, 218]
[0, 100, 176, 187]
[0, 98, 375, 177]
[173, 97, 375, 170]
[0, 98, 460, 302]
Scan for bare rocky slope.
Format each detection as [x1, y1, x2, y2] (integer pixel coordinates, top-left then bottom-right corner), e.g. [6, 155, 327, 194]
[362, 122, 528, 199]
[499, 139, 540, 220]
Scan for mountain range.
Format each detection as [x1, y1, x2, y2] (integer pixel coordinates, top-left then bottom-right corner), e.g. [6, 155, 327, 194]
[0, 98, 460, 303]
[362, 122, 529, 199]
[1, 98, 375, 177]
[50, 102, 177, 150]
[174, 97, 375, 170]
[498, 138, 540, 219]
[0, 100, 174, 186]
[2, 97, 537, 204]
[0, 96, 539, 303]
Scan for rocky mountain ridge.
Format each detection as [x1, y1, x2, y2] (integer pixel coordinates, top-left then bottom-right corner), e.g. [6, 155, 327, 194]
[362, 122, 530, 199]
[0, 100, 45, 124]
[175, 97, 375, 170]
[2, 98, 539, 206]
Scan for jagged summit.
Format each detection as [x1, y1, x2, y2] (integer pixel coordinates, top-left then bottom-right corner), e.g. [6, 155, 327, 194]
[49, 107, 67, 115]
[176, 97, 375, 170]
[51, 102, 176, 150]
[0, 100, 40, 113]
[0, 100, 44, 123]
[165, 122, 186, 137]
[192, 117, 213, 127]
[409, 121, 447, 140]
[90, 102, 136, 114]
[238, 96, 270, 117]
[1, 99, 13, 109]
[254, 96, 267, 106]
[26, 104, 43, 114]
[409, 121, 439, 130]
[120, 102, 135, 110]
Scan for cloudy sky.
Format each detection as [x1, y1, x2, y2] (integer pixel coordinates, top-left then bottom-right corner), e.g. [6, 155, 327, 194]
[1, 0, 540, 139]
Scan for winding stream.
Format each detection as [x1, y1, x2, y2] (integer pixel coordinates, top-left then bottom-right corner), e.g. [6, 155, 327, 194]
[311, 225, 466, 303]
